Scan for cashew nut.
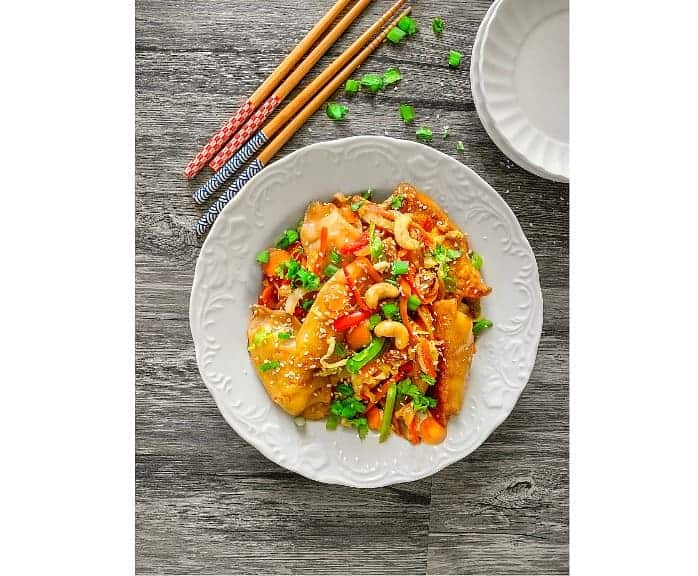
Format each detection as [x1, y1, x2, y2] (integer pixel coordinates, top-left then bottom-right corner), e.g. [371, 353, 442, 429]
[373, 320, 410, 349]
[363, 282, 400, 309]
[394, 212, 421, 250]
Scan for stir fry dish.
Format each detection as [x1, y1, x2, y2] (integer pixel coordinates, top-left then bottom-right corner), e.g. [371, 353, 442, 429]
[247, 183, 493, 444]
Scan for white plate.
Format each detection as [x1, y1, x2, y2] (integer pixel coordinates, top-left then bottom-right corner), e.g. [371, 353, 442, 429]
[477, 0, 569, 182]
[189, 136, 543, 487]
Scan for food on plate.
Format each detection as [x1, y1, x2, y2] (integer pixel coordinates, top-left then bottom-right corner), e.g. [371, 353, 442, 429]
[247, 183, 492, 444]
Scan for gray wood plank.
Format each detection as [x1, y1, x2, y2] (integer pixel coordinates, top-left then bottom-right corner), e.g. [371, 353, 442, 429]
[136, 0, 568, 573]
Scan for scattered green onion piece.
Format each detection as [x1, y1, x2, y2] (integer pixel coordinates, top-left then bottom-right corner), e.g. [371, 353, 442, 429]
[443, 126, 450, 139]
[399, 104, 415, 124]
[336, 383, 354, 397]
[349, 416, 369, 439]
[381, 302, 399, 320]
[416, 127, 433, 142]
[293, 416, 306, 428]
[276, 228, 299, 249]
[385, 277, 399, 287]
[334, 342, 348, 359]
[369, 222, 383, 262]
[324, 263, 339, 278]
[361, 188, 373, 200]
[345, 338, 385, 374]
[379, 384, 397, 442]
[407, 294, 421, 312]
[386, 26, 406, 44]
[392, 260, 409, 275]
[448, 50, 463, 68]
[277, 331, 292, 340]
[471, 252, 483, 271]
[301, 298, 314, 311]
[326, 413, 339, 430]
[368, 313, 382, 330]
[421, 373, 436, 386]
[473, 318, 493, 335]
[345, 78, 360, 94]
[397, 15, 418, 36]
[432, 17, 444, 35]
[456, 140, 465, 152]
[360, 73, 383, 93]
[326, 102, 348, 120]
[330, 396, 366, 419]
[330, 250, 342, 266]
[255, 250, 269, 264]
[382, 67, 402, 87]
[391, 194, 404, 209]
[350, 200, 364, 211]
[258, 360, 280, 372]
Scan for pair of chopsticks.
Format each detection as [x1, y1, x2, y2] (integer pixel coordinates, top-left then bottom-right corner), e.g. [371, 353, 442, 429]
[192, 1, 411, 236]
[184, 0, 354, 179]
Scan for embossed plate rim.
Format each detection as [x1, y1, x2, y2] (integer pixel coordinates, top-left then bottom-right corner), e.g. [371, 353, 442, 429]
[190, 136, 543, 487]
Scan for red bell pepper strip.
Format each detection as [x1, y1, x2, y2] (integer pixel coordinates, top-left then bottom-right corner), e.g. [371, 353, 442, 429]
[340, 233, 369, 255]
[333, 309, 371, 332]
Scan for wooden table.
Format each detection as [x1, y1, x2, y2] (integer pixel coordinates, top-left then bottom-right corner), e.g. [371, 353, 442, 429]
[136, 1, 569, 573]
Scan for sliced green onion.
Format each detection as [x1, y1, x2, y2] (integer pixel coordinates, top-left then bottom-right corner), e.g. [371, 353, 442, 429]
[334, 342, 348, 359]
[397, 15, 418, 36]
[350, 200, 364, 211]
[381, 301, 399, 320]
[277, 331, 292, 340]
[386, 27, 406, 44]
[323, 263, 339, 278]
[448, 50, 463, 68]
[275, 228, 299, 249]
[407, 294, 421, 312]
[432, 17, 444, 35]
[416, 127, 433, 142]
[301, 298, 314, 311]
[471, 252, 483, 271]
[349, 416, 369, 439]
[443, 126, 450, 139]
[326, 102, 348, 120]
[368, 313, 381, 330]
[392, 260, 409, 275]
[473, 318, 493, 335]
[421, 373, 436, 386]
[293, 416, 306, 428]
[390, 194, 404, 209]
[385, 277, 399, 287]
[255, 250, 269, 264]
[379, 383, 397, 442]
[345, 337, 384, 374]
[360, 73, 383, 93]
[330, 250, 342, 266]
[382, 67, 402, 87]
[344, 78, 360, 94]
[456, 140, 465, 152]
[399, 104, 415, 124]
[326, 413, 339, 430]
[361, 188, 373, 200]
[258, 360, 280, 372]
[369, 222, 383, 262]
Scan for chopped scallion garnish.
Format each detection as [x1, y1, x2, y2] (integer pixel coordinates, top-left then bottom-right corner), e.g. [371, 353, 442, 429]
[368, 313, 381, 330]
[448, 50, 463, 68]
[360, 73, 383, 93]
[330, 250, 342, 266]
[293, 416, 306, 428]
[392, 260, 409, 275]
[326, 413, 339, 430]
[345, 338, 384, 374]
[361, 188, 373, 200]
[275, 228, 299, 249]
[326, 102, 348, 120]
[432, 17, 444, 35]
[258, 360, 280, 372]
[443, 126, 450, 139]
[386, 26, 406, 44]
[471, 252, 483, 271]
[301, 298, 314, 311]
[277, 331, 292, 340]
[407, 294, 421, 312]
[323, 263, 339, 278]
[381, 302, 399, 320]
[382, 67, 402, 87]
[350, 200, 364, 211]
[391, 194, 404, 209]
[416, 127, 433, 142]
[397, 15, 418, 36]
[379, 384, 397, 442]
[473, 318, 493, 335]
[421, 373, 436, 386]
[344, 79, 360, 94]
[456, 140, 465, 152]
[369, 222, 383, 262]
[255, 250, 269, 264]
[334, 342, 348, 359]
[399, 104, 415, 124]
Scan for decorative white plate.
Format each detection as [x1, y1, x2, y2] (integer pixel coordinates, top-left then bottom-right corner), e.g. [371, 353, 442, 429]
[477, 0, 569, 182]
[189, 136, 543, 487]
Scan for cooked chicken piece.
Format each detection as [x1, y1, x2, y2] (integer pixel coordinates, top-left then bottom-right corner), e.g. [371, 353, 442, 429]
[432, 299, 475, 424]
[300, 202, 362, 272]
[247, 259, 373, 418]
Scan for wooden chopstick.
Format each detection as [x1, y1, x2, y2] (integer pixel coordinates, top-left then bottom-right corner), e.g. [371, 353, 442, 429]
[183, 0, 353, 180]
[207, 0, 376, 173]
[193, 0, 407, 205]
[193, 6, 412, 236]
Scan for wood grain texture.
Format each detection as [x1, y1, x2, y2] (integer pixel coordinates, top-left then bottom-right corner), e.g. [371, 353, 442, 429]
[136, 0, 569, 574]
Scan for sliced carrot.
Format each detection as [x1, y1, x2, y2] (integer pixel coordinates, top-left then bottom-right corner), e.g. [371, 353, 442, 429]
[263, 248, 291, 277]
[355, 256, 383, 283]
[366, 406, 382, 431]
[343, 264, 371, 312]
[259, 284, 276, 307]
[418, 416, 446, 444]
[417, 337, 437, 378]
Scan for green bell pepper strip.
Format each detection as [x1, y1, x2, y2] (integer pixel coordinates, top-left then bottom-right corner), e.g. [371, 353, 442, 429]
[379, 383, 397, 442]
[345, 338, 385, 374]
